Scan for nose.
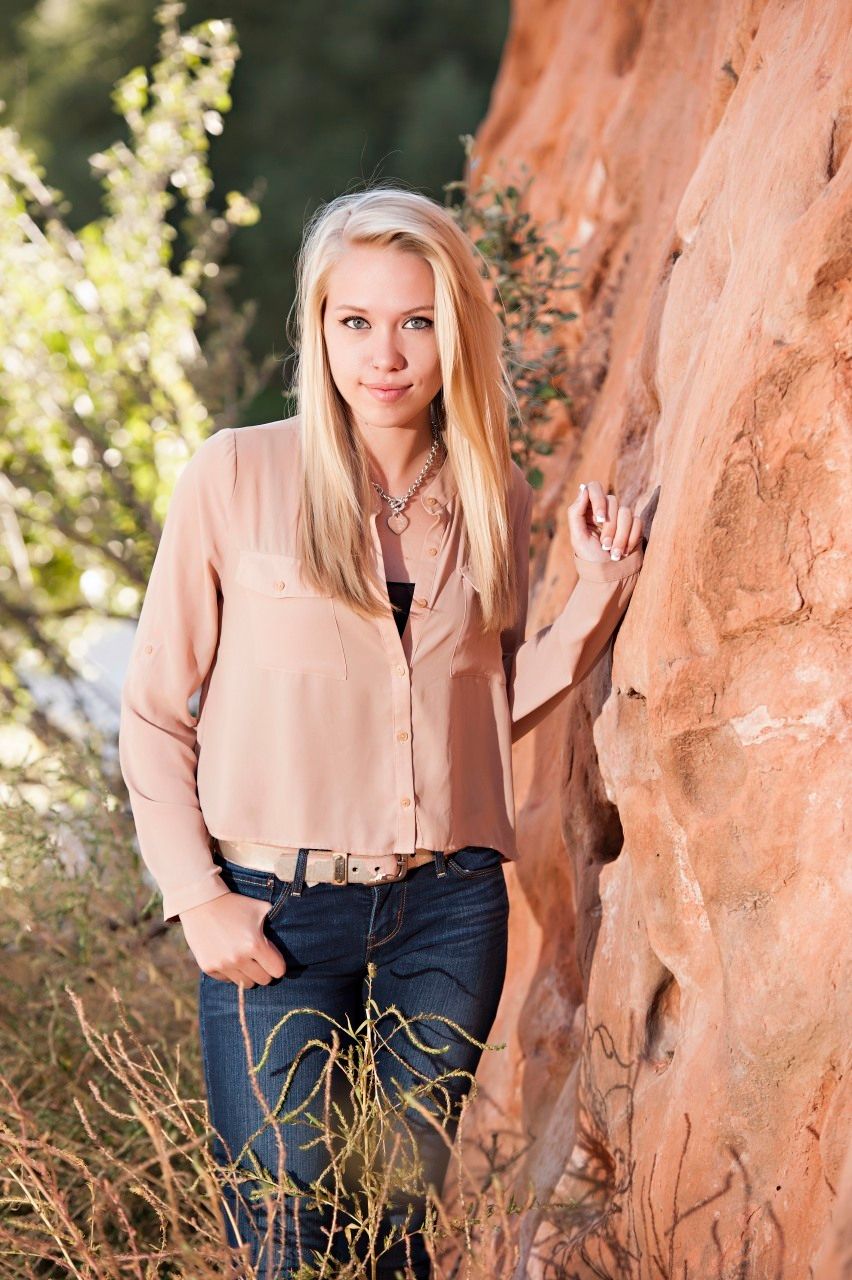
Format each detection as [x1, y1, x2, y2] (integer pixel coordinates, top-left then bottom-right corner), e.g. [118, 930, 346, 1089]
[370, 327, 406, 371]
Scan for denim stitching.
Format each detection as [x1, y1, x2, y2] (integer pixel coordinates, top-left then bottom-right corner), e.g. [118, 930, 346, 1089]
[363, 887, 379, 968]
[446, 848, 505, 879]
[228, 871, 274, 891]
[367, 879, 407, 950]
[266, 879, 295, 924]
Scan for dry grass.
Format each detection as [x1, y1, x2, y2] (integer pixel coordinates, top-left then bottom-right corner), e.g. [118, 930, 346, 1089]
[0, 739, 579, 1278]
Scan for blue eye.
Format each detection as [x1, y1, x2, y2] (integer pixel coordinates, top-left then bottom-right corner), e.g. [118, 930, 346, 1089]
[339, 315, 433, 330]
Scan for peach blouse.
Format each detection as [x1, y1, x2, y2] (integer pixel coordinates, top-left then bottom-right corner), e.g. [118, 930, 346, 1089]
[118, 419, 644, 921]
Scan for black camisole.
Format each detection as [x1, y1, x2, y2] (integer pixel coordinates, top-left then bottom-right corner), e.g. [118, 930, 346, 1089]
[386, 580, 415, 638]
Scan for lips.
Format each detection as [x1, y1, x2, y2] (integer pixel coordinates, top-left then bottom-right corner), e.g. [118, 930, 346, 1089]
[364, 384, 411, 402]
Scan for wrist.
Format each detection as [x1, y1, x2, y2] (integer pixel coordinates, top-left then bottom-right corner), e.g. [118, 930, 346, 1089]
[573, 543, 644, 581]
[177, 889, 233, 922]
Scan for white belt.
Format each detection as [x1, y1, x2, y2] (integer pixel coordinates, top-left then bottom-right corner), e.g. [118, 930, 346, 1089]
[214, 837, 439, 885]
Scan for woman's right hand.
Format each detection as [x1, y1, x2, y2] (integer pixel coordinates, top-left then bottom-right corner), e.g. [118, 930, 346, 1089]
[178, 892, 287, 986]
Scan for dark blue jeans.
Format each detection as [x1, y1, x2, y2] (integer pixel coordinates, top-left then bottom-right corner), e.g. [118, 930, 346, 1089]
[197, 845, 509, 1279]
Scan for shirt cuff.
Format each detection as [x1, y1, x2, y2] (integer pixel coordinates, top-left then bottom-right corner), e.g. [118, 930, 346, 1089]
[162, 867, 232, 924]
[573, 542, 644, 582]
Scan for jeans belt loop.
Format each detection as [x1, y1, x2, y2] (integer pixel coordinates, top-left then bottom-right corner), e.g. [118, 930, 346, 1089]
[290, 847, 309, 896]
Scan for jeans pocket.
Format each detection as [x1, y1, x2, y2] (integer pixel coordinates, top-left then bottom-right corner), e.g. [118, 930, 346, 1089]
[216, 856, 293, 919]
[218, 856, 273, 897]
[447, 845, 506, 878]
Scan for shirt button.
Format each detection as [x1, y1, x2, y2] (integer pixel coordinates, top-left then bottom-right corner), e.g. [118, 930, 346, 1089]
[400, 796, 411, 807]
[396, 663, 406, 676]
[426, 546, 438, 557]
[414, 597, 427, 608]
[396, 730, 408, 741]
[426, 497, 438, 507]
[143, 643, 153, 654]
[274, 580, 285, 591]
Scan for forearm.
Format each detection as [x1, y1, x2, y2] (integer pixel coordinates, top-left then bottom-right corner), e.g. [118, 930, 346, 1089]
[508, 544, 643, 743]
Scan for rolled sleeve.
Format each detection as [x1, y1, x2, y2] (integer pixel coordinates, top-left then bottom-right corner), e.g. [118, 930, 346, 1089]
[118, 428, 237, 922]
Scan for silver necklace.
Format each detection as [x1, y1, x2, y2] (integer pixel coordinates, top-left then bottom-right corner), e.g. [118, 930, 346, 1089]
[370, 403, 444, 535]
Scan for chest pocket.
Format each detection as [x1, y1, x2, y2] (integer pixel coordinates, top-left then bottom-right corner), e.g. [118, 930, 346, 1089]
[235, 550, 347, 678]
[449, 563, 504, 680]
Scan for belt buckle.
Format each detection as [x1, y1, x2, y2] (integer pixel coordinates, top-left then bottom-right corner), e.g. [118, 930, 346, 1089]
[376, 853, 409, 883]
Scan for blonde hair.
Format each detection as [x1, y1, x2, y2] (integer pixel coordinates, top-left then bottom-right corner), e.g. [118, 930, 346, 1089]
[286, 183, 520, 633]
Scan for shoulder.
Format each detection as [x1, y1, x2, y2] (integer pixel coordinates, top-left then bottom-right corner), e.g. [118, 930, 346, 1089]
[232, 414, 301, 447]
[509, 457, 532, 492]
[174, 426, 236, 500]
[227, 417, 303, 481]
[508, 457, 534, 515]
[184, 416, 300, 492]
[162, 428, 238, 538]
[176, 416, 300, 498]
[231, 415, 301, 468]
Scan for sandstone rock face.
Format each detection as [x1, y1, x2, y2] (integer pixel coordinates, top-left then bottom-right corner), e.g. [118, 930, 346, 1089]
[471, 3, 851, 1275]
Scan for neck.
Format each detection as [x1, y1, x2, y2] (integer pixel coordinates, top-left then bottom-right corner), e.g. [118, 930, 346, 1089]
[356, 416, 441, 494]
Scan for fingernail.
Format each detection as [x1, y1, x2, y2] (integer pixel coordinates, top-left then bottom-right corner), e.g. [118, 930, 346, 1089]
[601, 538, 612, 550]
[579, 482, 587, 491]
[595, 513, 605, 523]
[611, 548, 622, 560]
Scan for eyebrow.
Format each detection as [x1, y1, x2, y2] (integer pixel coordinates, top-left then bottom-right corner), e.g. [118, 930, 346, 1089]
[332, 304, 435, 314]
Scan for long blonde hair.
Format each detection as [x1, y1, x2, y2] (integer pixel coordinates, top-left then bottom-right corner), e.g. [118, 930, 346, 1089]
[286, 183, 521, 633]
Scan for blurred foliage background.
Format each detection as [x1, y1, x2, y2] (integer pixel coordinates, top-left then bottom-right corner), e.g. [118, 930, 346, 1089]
[0, 7, 592, 1271]
[0, 0, 510, 423]
[0, 0, 573, 754]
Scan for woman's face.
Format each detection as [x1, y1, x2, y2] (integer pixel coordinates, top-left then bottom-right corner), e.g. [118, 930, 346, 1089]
[322, 243, 443, 436]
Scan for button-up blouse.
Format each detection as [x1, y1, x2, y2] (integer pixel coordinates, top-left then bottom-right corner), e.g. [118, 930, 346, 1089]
[118, 419, 644, 921]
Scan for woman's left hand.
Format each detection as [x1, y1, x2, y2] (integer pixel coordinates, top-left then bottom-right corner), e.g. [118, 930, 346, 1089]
[568, 480, 643, 564]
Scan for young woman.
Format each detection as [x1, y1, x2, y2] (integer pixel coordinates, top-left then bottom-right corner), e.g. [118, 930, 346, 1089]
[118, 186, 644, 1278]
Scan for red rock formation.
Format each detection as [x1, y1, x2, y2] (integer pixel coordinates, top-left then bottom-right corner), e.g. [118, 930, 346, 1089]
[468, 2, 851, 1275]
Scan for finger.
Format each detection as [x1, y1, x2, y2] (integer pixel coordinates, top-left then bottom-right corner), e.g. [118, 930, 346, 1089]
[599, 493, 619, 546]
[607, 506, 633, 559]
[236, 955, 280, 986]
[627, 514, 644, 553]
[257, 936, 287, 980]
[585, 481, 608, 526]
[570, 483, 591, 509]
[250, 900, 287, 978]
[219, 967, 257, 987]
[569, 483, 592, 521]
[207, 962, 265, 987]
[221, 956, 266, 987]
[253, 931, 286, 977]
[567, 483, 595, 543]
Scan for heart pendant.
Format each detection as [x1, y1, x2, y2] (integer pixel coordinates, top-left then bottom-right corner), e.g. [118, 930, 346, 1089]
[387, 511, 409, 534]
